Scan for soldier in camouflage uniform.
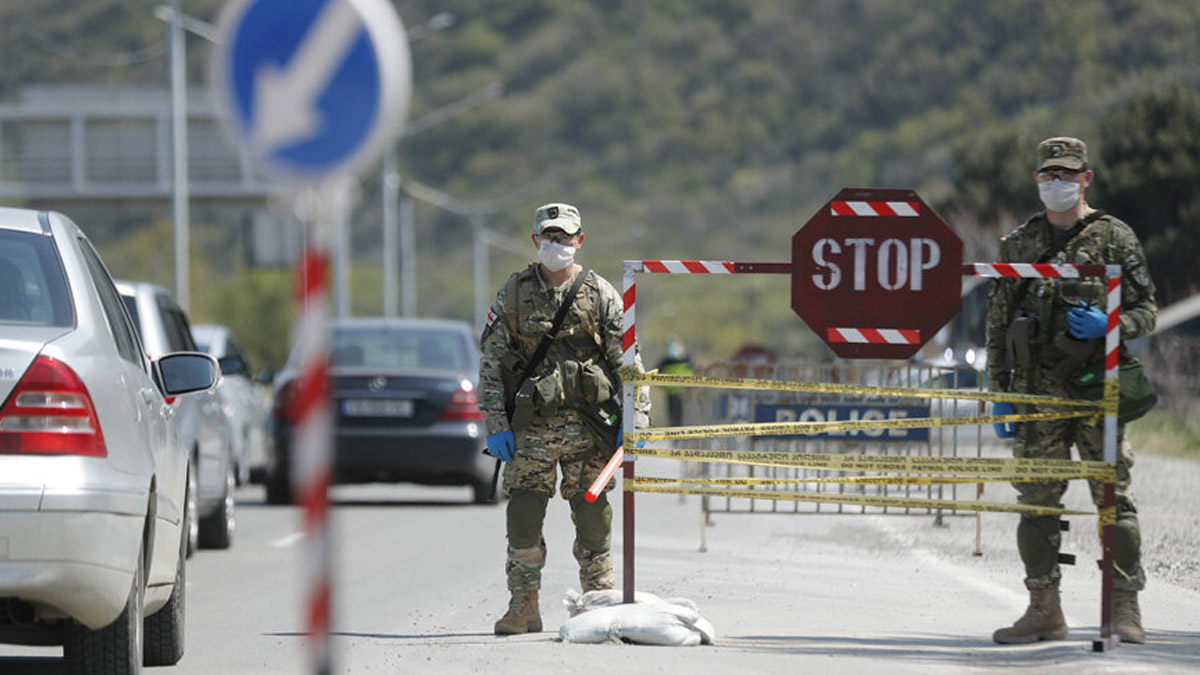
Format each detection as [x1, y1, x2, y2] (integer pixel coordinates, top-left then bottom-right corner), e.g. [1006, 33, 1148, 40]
[479, 202, 649, 635]
[985, 137, 1156, 645]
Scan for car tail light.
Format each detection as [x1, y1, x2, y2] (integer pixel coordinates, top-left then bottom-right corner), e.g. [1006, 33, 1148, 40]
[0, 356, 107, 456]
[273, 380, 299, 421]
[442, 379, 484, 421]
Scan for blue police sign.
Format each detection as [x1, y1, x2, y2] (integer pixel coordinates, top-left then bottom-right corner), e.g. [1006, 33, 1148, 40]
[211, 0, 411, 180]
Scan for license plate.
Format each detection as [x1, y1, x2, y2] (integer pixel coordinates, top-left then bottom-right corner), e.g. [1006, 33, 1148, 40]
[342, 398, 414, 417]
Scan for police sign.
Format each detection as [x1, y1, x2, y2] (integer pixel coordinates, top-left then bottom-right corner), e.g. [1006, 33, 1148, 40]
[211, 0, 412, 180]
[792, 188, 963, 359]
[755, 403, 931, 442]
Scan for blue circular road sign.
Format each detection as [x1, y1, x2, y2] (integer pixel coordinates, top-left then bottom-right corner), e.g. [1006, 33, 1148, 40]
[211, 0, 412, 181]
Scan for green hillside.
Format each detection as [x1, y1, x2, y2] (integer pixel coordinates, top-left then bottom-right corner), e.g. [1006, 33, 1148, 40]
[3, 0, 1199, 367]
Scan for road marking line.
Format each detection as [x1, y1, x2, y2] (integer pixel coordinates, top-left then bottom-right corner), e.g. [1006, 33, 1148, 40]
[271, 532, 304, 549]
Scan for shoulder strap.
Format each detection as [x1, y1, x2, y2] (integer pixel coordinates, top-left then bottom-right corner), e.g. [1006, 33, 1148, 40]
[516, 267, 590, 385]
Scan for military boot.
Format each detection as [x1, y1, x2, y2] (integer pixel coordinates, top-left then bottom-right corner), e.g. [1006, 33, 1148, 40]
[1113, 590, 1145, 644]
[993, 586, 1069, 644]
[494, 590, 542, 635]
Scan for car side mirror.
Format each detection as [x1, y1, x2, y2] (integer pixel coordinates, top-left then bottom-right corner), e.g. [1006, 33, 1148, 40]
[157, 352, 220, 396]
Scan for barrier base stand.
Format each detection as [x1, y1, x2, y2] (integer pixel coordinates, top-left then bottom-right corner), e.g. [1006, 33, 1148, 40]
[1092, 635, 1121, 652]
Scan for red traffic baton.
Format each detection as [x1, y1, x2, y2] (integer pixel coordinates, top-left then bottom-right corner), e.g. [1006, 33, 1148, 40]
[585, 445, 624, 503]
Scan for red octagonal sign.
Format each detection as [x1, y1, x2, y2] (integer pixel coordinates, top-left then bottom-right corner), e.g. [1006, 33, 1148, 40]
[792, 188, 963, 359]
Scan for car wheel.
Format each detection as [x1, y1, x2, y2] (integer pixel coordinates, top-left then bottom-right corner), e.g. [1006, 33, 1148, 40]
[185, 457, 199, 558]
[265, 463, 293, 506]
[143, 520, 186, 666]
[471, 477, 495, 505]
[235, 429, 252, 486]
[64, 544, 144, 675]
[199, 461, 236, 549]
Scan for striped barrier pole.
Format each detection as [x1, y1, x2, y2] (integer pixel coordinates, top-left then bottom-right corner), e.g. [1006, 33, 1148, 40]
[1095, 264, 1122, 651]
[621, 262, 637, 604]
[291, 189, 337, 675]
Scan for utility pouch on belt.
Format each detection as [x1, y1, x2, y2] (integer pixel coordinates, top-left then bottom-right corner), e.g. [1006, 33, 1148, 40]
[1068, 356, 1158, 424]
[562, 358, 614, 406]
[511, 378, 536, 433]
[1032, 282, 1056, 344]
[1006, 315, 1036, 371]
[578, 398, 621, 457]
[533, 368, 565, 414]
[1051, 332, 1100, 380]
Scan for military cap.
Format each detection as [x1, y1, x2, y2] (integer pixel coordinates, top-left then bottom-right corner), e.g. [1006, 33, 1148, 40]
[1037, 137, 1088, 171]
[534, 203, 582, 235]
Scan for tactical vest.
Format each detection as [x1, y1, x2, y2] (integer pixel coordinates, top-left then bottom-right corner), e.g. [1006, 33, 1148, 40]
[501, 264, 618, 431]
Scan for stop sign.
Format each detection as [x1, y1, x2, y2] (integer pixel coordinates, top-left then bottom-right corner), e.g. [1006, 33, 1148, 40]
[791, 188, 963, 359]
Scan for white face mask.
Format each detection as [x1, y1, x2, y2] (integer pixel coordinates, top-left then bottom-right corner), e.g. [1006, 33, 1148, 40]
[1038, 179, 1081, 212]
[538, 239, 576, 271]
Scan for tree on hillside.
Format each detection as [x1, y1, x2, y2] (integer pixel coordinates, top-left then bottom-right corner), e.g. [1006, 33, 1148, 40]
[1097, 84, 1200, 306]
[938, 128, 1043, 262]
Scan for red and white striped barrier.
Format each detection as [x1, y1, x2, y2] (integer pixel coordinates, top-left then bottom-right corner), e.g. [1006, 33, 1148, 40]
[292, 245, 333, 674]
[830, 201, 920, 217]
[967, 262, 1104, 278]
[826, 328, 921, 345]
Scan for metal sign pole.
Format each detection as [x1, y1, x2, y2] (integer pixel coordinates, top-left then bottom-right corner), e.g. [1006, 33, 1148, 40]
[211, 2, 411, 672]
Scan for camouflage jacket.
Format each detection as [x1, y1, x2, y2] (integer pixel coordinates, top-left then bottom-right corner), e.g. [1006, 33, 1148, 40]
[479, 262, 648, 435]
[985, 211, 1157, 391]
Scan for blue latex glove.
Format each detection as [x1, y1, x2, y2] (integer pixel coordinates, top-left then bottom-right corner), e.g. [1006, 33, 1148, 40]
[486, 430, 515, 463]
[616, 429, 645, 449]
[1067, 302, 1107, 339]
[992, 401, 1016, 439]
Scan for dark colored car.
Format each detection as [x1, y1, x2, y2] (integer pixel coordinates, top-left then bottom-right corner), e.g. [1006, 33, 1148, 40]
[267, 318, 494, 504]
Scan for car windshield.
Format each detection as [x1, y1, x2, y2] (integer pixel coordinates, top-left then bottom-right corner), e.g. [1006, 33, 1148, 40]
[331, 325, 469, 371]
[0, 229, 74, 327]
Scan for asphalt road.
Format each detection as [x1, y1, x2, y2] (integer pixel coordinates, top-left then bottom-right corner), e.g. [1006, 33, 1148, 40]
[2, 452, 1198, 674]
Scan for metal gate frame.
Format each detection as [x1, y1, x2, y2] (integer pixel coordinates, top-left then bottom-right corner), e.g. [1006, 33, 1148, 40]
[618, 259, 1123, 650]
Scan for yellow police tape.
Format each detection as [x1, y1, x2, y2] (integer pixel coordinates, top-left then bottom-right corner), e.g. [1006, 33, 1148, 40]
[626, 409, 1096, 442]
[632, 469, 1108, 487]
[628, 446, 1117, 480]
[627, 482, 1090, 517]
[1097, 506, 1117, 527]
[619, 365, 1117, 413]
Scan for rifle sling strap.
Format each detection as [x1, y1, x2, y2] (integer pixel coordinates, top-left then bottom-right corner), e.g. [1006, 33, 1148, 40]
[512, 267, 590, 402]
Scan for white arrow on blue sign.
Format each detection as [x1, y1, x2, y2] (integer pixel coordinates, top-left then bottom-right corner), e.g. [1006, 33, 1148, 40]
[211, 0, 412, 181]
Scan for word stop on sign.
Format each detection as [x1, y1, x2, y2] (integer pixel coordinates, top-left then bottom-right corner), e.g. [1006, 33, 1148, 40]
[810, 237, 941, 292]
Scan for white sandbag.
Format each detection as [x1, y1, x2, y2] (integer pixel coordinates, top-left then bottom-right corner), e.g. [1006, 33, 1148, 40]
[559, 590, 716, 646]
[609, 603, 702, 646]
[558, 604, 623, 644]
[562, 589, 662, 617]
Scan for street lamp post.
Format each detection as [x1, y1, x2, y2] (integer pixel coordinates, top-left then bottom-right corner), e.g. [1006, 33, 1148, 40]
[167, 0, 189, 311]
[381, 81, 503, 317]
[399, 178, 545, 329]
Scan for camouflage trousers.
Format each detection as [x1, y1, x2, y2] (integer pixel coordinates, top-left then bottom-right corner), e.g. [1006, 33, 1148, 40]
[502, 409, 617, 593]
[1013, 378, 1144, 591]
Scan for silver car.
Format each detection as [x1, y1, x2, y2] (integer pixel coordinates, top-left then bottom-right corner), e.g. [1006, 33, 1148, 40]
[0, 207, 217, 672]
[191, 324, 270, 486]
[117, 282, 236, 553]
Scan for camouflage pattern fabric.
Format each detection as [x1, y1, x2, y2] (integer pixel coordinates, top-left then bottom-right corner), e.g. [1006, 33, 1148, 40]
[985, 212, 1156, 392]
[985, 211, 1155, 592]
[480, 263, 649, 593]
